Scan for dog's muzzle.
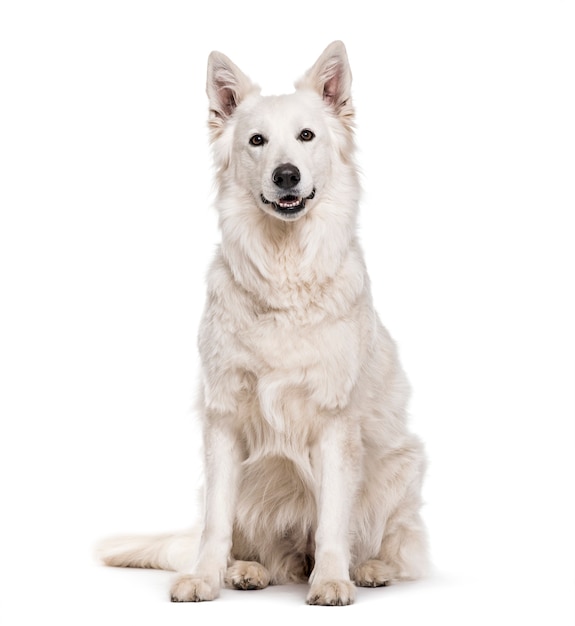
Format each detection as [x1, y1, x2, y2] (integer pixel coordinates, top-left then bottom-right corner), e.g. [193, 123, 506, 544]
[261, 162, 315, 217]
[260, 189, 316, 216]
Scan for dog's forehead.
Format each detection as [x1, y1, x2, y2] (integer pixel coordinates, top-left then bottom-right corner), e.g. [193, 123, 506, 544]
[236, 91, 325, 132]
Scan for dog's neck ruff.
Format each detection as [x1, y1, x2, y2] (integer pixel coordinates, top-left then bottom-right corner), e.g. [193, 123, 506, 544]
[217, 194, 363, 315]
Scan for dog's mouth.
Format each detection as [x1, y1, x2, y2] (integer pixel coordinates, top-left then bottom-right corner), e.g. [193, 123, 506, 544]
[260, 189, 316, 217]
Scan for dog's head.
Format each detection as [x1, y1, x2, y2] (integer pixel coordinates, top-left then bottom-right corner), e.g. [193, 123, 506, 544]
[206, 42, 355, 222]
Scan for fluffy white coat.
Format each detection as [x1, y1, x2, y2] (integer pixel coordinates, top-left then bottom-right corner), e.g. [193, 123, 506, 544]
[98, 41, 428, 606]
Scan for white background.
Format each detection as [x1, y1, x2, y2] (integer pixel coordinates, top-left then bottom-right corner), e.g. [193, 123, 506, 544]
[1, 1, 574, 624]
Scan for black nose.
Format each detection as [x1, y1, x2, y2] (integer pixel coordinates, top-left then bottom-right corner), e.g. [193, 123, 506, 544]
[272, 163, 301, 190]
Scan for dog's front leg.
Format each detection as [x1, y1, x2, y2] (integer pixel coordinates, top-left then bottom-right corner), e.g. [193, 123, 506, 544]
[171, 418, 240, 602]
[307, 417, 360, 606]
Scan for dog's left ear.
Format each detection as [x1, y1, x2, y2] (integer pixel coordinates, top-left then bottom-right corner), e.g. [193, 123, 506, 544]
[296, 41, 353, 116]
[206, 51, 258, 136]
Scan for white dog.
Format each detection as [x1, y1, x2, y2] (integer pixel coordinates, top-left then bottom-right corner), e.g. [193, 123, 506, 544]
[99, 41, 428, 606]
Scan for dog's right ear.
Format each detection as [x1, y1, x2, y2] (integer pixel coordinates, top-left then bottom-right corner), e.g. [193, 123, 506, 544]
[296, 41, 353, 119]
[206, 52, 257, 134]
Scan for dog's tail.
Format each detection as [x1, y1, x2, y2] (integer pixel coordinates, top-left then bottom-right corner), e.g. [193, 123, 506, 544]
[95, 528, 200, 572]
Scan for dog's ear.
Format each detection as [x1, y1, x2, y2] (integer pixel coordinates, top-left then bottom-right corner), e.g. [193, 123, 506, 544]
[296, 41, 353, 116]
[206, 52, 258, 132]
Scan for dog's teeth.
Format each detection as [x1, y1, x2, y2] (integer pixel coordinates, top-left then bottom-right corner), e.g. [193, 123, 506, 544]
[279, 199, 301, 208]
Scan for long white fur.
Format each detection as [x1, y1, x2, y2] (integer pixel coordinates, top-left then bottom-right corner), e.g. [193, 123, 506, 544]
[97, 41, 428, 606]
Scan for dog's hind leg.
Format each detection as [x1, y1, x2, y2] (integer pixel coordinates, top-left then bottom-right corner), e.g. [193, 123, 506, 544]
[352, 559, 394, 587]
[353, 505, 429, 586]
[377, 509, 429, 581]
[352, 515, 428, 587]
[225, 560, 271, 590]
[353, 437, 429, 587]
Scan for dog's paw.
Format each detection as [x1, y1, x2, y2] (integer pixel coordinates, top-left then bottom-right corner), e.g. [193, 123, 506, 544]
[225, 560, 271, 590]
[353, 559, 394, 587]
[170, 575, 219, 602]
[306, 579, 355, 606]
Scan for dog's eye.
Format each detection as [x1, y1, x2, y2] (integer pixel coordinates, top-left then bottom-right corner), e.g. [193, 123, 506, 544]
[249, 134, 265, 146]
[299, 129, 315, 142]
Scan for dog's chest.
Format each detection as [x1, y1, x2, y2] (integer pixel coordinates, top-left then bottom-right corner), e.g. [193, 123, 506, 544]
[238, 307, 361, 429]
[200, 251, 369, 432]
[240, 310, 319, 369]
